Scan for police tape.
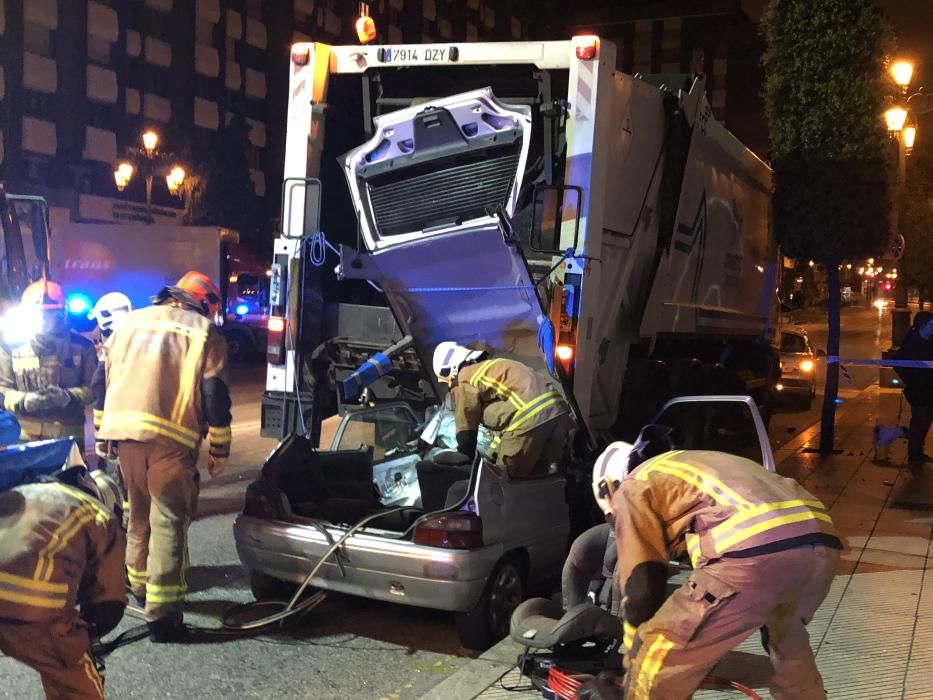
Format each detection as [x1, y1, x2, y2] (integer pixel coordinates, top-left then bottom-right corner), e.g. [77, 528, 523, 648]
[826, 356, 933, 369]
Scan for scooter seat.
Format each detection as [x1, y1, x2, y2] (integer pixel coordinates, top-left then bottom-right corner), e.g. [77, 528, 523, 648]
[510, 597, 623, 650]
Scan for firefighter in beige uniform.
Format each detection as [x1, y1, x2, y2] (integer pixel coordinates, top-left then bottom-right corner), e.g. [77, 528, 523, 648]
[432, 342, 570, 477]
[597, 428, 842, 700]
[0, 467, 126, 699]
[0, 280, 98, 445]
[93, 271, 231, 642]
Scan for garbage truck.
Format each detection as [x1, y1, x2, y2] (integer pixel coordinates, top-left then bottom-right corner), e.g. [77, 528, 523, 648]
[235, 37, 779, 648]
[260, 35, 777, 448]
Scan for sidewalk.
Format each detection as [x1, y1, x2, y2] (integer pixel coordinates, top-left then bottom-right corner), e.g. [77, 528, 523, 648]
[423, 384, 933, 699]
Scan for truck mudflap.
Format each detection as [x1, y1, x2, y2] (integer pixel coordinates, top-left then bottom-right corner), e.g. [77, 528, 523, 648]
[338, 221, 555, 385]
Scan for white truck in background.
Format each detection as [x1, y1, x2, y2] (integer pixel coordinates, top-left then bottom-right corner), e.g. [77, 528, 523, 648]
[262, 36, 778, 450]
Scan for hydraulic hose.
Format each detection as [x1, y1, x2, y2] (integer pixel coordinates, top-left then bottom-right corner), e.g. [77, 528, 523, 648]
[109, 507, 407, 648]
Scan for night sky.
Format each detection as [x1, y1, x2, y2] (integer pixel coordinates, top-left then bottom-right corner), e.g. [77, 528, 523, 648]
[884, 0, 933, 86]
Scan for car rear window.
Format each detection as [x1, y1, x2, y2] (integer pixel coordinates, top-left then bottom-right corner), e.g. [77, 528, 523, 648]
[781, 333, 808, 354]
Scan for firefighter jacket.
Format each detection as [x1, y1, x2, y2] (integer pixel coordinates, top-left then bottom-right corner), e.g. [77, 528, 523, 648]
[452, 358, 568, 439]
[0, 331, 98, 428]
[0, 482, 126, 625]
[613, 449, 841, 649]
[94, 301, 232, 457]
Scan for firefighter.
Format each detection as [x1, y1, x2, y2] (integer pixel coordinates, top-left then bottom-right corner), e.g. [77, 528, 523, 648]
[0, 465, 126, 699]
[432, 342, 570, 477]
[0, 280, 98, 446]
[93, 271, 231, 642]
[89, 292, 133, 341]
[598, 426, 842, 700]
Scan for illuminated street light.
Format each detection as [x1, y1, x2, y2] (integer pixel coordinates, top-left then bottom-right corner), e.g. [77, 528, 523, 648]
[904, 125, 917, 155]
[886, 107, 908, 132]
[891, 60, 914, 91]
[142, 130, 159, 154]
[165, 166, 186, 196]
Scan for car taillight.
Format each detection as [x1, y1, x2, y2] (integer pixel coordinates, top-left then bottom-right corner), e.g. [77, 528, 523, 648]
[267, 316, 286, 364]
[413, 512, 483, 549]
[242, 482, 289, 519]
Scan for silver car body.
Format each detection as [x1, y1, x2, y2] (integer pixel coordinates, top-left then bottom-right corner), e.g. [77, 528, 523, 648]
[234, 395, 773, 612]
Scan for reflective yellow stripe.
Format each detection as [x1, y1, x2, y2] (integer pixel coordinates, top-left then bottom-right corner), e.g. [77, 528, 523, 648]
[0, 587, 68, 609]
[711, 499, 828, 542]
[34, 505, 97, 581]
[93, 409, 104, 428]
[208, 425, 232, 441]
[469, 360, 526, 410]
[11, 356, 40, 371]
[635, 634, 675, 699]
[638, 454, 752, 510]
[0, 571, 67, 593]
[3, 389, 25, 411]
[127, 565, 148, 585]
[171, 333, 207, 425]
[685, 532, 701, 568]
[48, 483, 112, 523]
[468, 359, 499, 388]
[623, 621, 637, 652]
[146, 583, 187, 604]
[82, 653, 104, 698]
[103, 410, 200, 448]
[715, 510, 834, 553]
[505, 390, 563, 433]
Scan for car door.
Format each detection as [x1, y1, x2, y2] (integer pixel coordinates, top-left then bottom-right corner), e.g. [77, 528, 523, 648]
[649, 395, 775, 471]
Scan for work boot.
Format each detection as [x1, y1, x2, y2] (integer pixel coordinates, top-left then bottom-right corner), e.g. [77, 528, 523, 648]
[127, 591, 146, 610]
[148, 616, 188, 643]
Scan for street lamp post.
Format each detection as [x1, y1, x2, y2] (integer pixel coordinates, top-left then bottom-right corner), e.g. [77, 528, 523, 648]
[113, 130, 186, 225]
[886, 60, 918, 349]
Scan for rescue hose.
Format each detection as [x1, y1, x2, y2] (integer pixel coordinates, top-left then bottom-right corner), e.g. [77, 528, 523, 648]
[104, 507, 407, 649]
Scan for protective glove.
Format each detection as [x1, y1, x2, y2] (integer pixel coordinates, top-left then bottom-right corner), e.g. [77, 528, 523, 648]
[208, 455, 227, 478]
[22, 391, 51, 413]
[44, 386, 73, 409]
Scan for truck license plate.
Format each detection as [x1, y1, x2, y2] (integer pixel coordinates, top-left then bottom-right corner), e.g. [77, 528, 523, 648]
[380, 46, 452, 64]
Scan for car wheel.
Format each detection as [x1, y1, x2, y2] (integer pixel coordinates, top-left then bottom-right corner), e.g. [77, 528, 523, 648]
[249, 570, 298, 602]
[455, 556, 526, 651]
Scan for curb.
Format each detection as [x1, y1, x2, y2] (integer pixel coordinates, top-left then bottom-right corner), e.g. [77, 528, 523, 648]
[418, 638, 522, 699]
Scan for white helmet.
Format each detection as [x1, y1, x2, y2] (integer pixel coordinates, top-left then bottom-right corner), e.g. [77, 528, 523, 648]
[89, 292, 132, 335]
[592, 441, 633, 515]
[433, 342, 486, 382]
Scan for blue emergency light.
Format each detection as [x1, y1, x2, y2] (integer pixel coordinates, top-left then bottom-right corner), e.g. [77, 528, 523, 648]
[66, 293, 93, 317]
[234, 303, 250, 316]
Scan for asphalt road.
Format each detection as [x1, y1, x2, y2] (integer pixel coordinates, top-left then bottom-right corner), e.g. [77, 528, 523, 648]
[0, 306, 900, 699]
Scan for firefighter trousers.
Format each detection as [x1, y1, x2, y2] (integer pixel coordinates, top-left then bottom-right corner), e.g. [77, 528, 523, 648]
[624, 544, 839, 700]
[119, 440, 199, 622]
[0, 616, 104, 699]
[494, 413, 571, 479]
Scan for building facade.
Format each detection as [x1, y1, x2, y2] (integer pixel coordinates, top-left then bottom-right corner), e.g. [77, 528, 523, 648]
[0, 0, 550, 226]
[566, 0, 768, 156]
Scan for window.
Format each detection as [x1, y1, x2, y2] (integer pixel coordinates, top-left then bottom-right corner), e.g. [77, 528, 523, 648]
[23, 23, 52, 56]
[651, 399, 765, 466]
[335, 406, 419, 463]
[780, 332, 809, 354]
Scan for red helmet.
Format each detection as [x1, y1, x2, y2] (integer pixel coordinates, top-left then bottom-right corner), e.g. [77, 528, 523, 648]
[21, 280, 66, 310]
[176, 271, 221, 317]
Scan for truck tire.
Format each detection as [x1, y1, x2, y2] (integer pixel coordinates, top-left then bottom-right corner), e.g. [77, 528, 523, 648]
[702, 362, 731, 395]
[455, 555, 527, 651]
[249, 570, 298, 602]
[224, 330, 255, 362]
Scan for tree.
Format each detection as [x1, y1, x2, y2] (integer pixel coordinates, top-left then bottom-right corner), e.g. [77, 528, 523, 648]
[183, 115, 265, 252]
[763, 0, 893, 452]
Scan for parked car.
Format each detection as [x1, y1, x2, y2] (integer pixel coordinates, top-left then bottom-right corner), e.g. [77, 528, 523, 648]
[233, 396, 774, 649]
[777, 329, 823, 409]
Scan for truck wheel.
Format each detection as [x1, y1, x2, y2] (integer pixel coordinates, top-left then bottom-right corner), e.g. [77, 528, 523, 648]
[455, 555, 527, 651]
[225, 330, 254, 362]
[249, 570, 298, 602]
[702, 362, 731, 395]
